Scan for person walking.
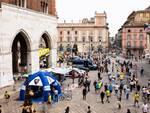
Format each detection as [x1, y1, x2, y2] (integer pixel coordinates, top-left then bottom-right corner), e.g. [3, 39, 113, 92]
[98, 72, 101, 80]
[100, 91, 105, 104]
[4, 91, 10, 103]
[136, 84, 141, 92]
[82, 87, 87, 100]
[86, 79, 91, 92]
[133, 92, 140, 107]
[142, 102, 149, 113]
[140, 67, 144, 76]
[125, 87, 130, 100]
[93, 80, 97, 93]
[127, 109, 131, 113]
[0, 105, 2, 113]
[87, 106, 91, 113]
[106, 89, 110, 103]
[65, 106, 70, 113]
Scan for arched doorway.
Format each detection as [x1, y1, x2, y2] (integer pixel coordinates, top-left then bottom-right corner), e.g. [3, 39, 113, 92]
[39, 33, 51, 69]
[12, 31, 31, 75]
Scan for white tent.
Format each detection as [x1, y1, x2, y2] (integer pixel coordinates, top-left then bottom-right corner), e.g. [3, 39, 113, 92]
[44, 67, 71, 76]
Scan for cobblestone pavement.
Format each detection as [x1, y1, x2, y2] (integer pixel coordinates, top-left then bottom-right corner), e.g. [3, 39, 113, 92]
[0, 57, 149, 113]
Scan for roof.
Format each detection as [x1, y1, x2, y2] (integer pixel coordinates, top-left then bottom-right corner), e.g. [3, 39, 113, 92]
[145, 6, 150, 11]
[122, 8, 150, 28]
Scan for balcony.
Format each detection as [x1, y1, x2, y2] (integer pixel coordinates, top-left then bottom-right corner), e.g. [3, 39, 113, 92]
[126, 45, 144, 50]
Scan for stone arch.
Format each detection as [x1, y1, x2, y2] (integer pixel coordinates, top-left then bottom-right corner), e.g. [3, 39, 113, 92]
[39, 31, 53, 68]
[11, 29, 31, 75]
[11, 29, 31, 51]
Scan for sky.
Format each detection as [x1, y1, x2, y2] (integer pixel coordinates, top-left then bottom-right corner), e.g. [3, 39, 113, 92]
[56, 0, 150, 37]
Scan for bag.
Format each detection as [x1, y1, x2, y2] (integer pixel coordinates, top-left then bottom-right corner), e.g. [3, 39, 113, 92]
[96, 83, 99, 89]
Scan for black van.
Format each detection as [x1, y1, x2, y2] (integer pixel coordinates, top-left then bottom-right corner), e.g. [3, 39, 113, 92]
[72, 59, 97, 70]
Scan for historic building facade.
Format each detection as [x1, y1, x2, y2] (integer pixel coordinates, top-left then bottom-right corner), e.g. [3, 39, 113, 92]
[57, 12, 109, 56]
[121, 7, 150, 58]
[0, 0, 58, 87]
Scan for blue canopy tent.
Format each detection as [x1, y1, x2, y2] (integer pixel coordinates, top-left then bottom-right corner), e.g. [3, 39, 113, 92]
[19, 71, 61, 102]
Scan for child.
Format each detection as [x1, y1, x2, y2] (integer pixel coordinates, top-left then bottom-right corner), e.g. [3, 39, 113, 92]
[47, 94, 52, 105]
[117, 97, 121, 109]
[4, 91, 10, 103]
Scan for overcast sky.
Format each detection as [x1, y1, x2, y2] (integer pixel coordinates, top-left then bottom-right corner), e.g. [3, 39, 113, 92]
[56, 0, 150, 37]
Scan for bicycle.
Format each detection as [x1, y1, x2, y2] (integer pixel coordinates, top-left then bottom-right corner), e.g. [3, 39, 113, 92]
[59, 90, 72, 101]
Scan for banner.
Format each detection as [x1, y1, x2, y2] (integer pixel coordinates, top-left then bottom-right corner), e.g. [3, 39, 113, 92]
[38, 48, 50, 57]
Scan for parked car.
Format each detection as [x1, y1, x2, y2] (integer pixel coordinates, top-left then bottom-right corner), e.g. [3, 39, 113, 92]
[72, 59, 97, 71]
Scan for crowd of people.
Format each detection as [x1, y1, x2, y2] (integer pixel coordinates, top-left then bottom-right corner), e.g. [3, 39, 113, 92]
[0, 53, 150, 113]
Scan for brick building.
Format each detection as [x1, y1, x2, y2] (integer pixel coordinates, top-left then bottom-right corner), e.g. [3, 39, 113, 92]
[0, 0, 56, 15]
[121, 6, 150, 58]
[0, 0, 58, 87]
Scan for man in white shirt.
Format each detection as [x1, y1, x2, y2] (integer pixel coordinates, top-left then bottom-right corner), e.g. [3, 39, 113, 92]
[142, 102, 149, 113]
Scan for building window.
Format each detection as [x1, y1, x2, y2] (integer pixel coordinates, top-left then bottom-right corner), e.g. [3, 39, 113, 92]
[60, 37, 63, 42]
[60, 31, 62, 35]
[127, 34, 131, 40]
[140, 41, 143, 47]
[127, 29, 131, 33]
[133, 34, 137, 40]
[41, 2, 48, 13]
[139, 29, 143, 32]
[82, 37, 85, 42]
[82, 32, 86, 36]
[75, 31, 78, 35]
[127, 41, 131, 47]
[67, 31, 70, 35]
[91, 44, 94, 51]
[75, 37, 78, 42]
[90, 31, 93, 36]
[89, 37, 93, 42]
[17, 0, 26, 7]
[67, 37, 71, 42]
[99, 36, 102, 42]
[134, 41, 136, 47]
[99, 31, 102, 36]
[139, 34, 143, 40]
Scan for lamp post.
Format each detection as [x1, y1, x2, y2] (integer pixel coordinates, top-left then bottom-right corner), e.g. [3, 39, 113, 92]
[88, 35, 91, 59]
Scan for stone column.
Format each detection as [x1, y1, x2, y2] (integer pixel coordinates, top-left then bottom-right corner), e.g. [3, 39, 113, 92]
[0, 53, 14, 88]
[30, 50, 39, 73]
[51, 47, 57, 67]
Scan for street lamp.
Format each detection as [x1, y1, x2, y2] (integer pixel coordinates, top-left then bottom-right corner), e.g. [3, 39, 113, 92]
[88, 35, 92, 59]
